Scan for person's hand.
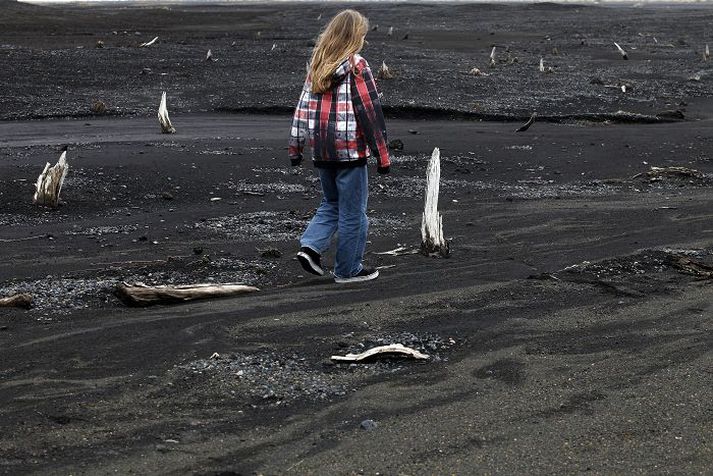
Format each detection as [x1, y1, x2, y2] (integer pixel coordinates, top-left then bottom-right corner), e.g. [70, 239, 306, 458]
[377, 166, 390, 175]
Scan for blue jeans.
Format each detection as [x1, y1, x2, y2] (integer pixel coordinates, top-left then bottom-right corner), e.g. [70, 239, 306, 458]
[300, 166, 369, 278]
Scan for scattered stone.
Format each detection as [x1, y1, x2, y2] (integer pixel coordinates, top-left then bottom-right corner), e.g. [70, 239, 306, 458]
[388, 139, 404, 151]
[259, 248, 282, 259]
[161, 191, 174, 200]
[360, 419, 378, 431]
[90, 99, 107, 114]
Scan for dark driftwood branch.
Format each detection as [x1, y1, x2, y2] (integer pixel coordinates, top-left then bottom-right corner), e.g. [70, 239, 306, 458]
[115, 282, 259, 307]
[515, 112, 537, 132]
[0, 294, 33, 309]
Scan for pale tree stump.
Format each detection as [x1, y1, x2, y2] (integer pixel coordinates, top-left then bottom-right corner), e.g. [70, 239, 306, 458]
[158, 91, 176, 134]
[421, 147, 449, 257]
[33, 147, 68, 208]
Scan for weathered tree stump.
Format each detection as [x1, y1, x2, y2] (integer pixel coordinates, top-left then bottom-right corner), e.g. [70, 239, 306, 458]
[33, 147, 68, 207]
[421, 147, 449, 257]
[158, 91, 176, 134]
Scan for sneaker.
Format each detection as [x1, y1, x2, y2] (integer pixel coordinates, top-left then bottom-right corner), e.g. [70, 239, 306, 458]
[334, 267, 379, 284]
[297, 247, 324, 276]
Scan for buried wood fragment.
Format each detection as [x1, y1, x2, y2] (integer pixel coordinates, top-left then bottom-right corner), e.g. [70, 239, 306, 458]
[205, 49, 217, 62]
[33, 147, 69, 207]
[631, 166, 705, 180]
[489, 46, 496, 67]
[705, 44, 710, 62]
[139, 36, 159, 48]
[468, 67, 487, 76]
[374, 246, 419, 256]
[331, 344, 429, 362]
[115, 282, 259, 307]
[387, 26, 393, 37]
[667, 255, 713, 278]
[539, 57, 545, 73]
[377, 61, 394, 80]
[158, 91, 176, 134]
[515, 112, 537, 132]
[0, 294, 33, 309]
[421, 147, 449, 257]
[614, 42, 628, 60]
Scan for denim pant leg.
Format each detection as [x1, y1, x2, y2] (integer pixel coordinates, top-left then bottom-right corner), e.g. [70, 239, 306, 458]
[300, 168, 339, 254]
[334, 166, 369, 278]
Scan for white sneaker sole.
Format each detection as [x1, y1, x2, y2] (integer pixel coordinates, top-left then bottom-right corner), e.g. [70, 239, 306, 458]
[297, 251, 324, 276]
[334, 269, 379, 284]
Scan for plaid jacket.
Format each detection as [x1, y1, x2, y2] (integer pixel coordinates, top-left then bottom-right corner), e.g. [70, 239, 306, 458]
[289, 54, 390, 172]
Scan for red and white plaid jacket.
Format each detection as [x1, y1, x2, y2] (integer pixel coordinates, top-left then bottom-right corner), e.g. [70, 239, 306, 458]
[288, 54, 390, 172]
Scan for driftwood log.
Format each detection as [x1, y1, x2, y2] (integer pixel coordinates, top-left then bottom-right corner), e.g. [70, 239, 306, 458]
[0, 294, 33, 309]
[115, 282, 259, 307]
[158, 91, 176, 134]
[331, 344, 430, 362]
[33, 147, 68, 207]
[421, 147, 449, 257]
[631, 166, 705, 180]
[139, 36, 158, 48]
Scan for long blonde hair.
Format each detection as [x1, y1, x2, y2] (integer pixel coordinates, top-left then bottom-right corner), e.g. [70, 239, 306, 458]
[309, 10, 369, 94]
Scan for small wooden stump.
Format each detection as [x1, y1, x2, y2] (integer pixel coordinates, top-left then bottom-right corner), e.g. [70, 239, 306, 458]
[377, 61, 394, 80]
[115, 282, 259, 307]
[0, 294, 33, 309]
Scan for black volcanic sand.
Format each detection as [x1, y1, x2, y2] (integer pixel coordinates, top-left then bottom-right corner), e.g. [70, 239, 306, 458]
[2, 2, 713, 475]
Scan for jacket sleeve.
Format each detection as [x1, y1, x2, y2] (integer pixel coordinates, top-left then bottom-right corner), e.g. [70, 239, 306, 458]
[288, 79, 310, 166]
[351, 62, 390, 172]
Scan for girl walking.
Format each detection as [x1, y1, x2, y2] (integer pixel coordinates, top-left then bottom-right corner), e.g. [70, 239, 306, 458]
[288, 9, 390, 284]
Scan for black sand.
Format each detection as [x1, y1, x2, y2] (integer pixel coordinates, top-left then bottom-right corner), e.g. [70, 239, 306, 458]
[2, 1, 713, 474]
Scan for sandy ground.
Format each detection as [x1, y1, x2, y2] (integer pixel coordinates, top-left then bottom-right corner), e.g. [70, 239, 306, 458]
[2, 1, 713, 475]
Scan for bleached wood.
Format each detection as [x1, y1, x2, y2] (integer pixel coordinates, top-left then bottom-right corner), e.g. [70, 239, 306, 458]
[489, 46, 496, 67]
[539, 57, 545, 72]
[331, 344, 430, 362]
[158, 91, 176, 134]
[115, 282, 259, 306]
[0, 294, 32, 309]
[705, 44, 710, 61]
[33, 149, 68, 207]
[387, 26, 393, 37]
[614, 42, 628, 60]
[377, 61, 394, 80]
[421, 147, 449, 256]
[139, 36, 158, 48]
